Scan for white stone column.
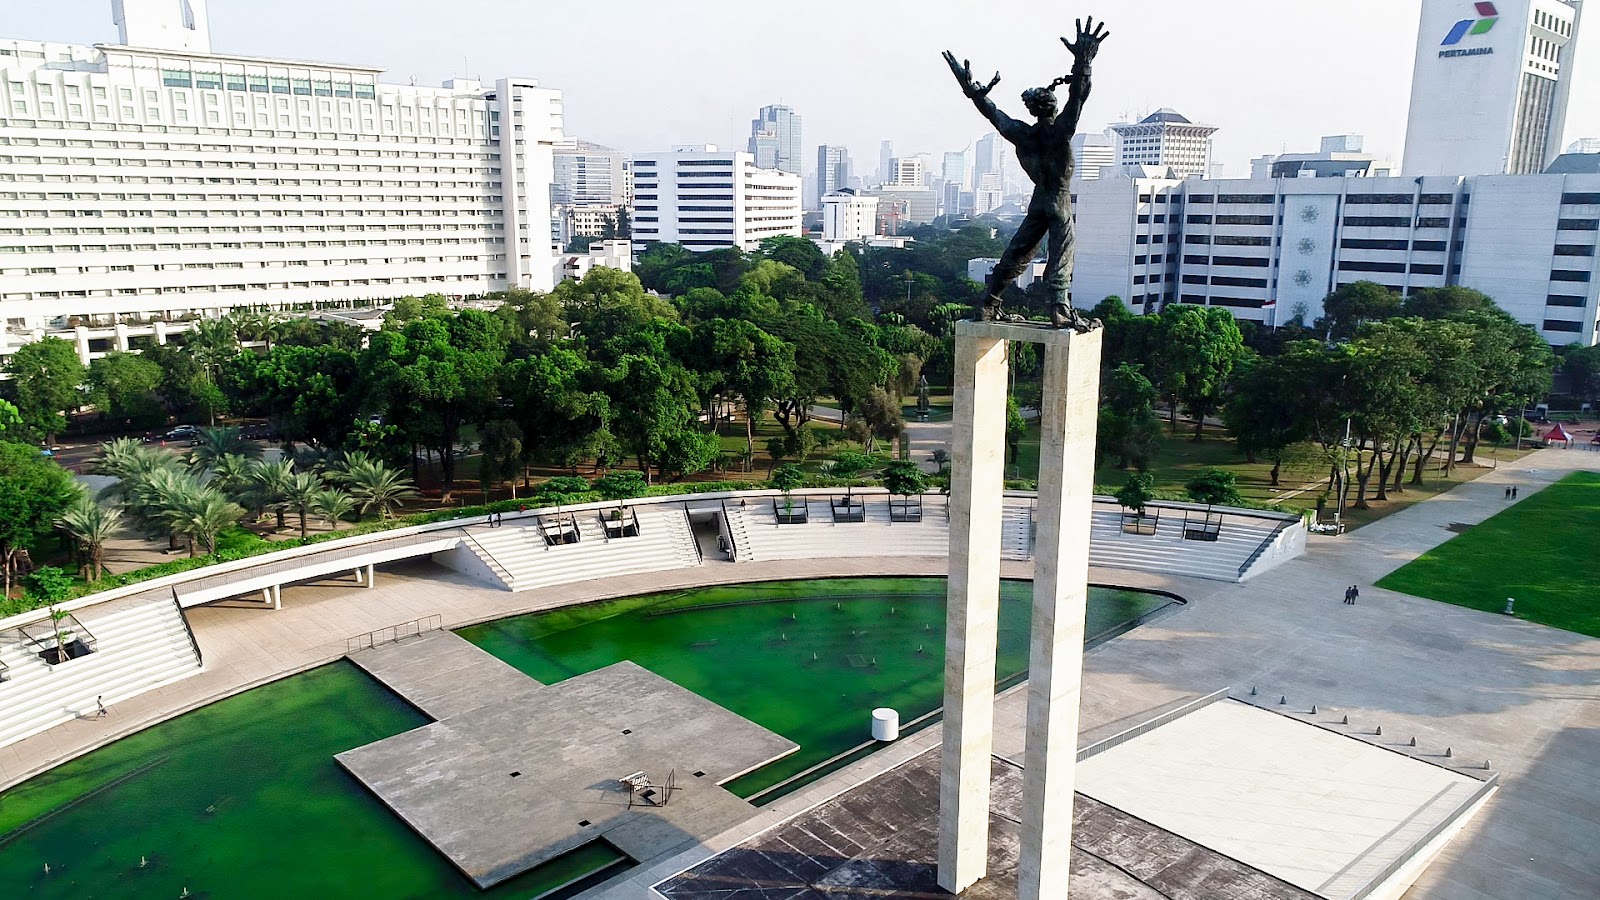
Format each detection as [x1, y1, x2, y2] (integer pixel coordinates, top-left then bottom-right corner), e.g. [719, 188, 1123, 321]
[1018, 328, 1103, 900]
[938, 324, 1010, 894]
[366, 563, 376, 589]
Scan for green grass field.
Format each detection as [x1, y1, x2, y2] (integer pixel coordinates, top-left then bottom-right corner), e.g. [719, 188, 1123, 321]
[1377, 471, 1600, 637]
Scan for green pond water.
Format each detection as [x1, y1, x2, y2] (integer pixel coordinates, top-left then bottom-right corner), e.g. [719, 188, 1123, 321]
[0, 577, 1174, 899]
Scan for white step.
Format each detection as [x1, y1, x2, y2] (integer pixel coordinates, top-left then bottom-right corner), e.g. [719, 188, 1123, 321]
[0, 597, 203, 749]
[460, 507, 702, 593]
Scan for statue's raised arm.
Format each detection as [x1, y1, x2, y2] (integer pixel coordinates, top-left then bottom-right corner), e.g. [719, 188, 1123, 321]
[1057, 17, 1110, 132]
[942, 51, 1028, 143]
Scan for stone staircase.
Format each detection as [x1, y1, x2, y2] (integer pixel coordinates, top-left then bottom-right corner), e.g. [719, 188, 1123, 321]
[461, 506, 701, 592]
[0, 597, 203, 749]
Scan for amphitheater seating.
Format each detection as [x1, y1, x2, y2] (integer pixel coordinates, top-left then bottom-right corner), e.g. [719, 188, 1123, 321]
[462, 506, 701, 592]
[741, 495, 951, 562]
[1087, 504, 1285, 582]
[0, 596, 202, 748]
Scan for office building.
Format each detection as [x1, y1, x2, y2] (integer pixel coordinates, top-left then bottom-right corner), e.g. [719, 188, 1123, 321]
[1067, 168, 1600, 346]
[888, 156, 925, 188]
[1258, 135, 1395, 179]
[630, 147, 802, 251]
[1110, 109, 1219, 178]
[0, 0, 563, 360]
[821, 189, 879, 242]
[552, 139, 627, 206]
[974, 172, 1003, 215]
[749, 104, 802, 176]
[1070, 130, 1116, 181]
[974, 132, 1003, 181]
[877, 140, 894, 186]
[1403, 0, 1582, 175]
[816, 144, 851, 209]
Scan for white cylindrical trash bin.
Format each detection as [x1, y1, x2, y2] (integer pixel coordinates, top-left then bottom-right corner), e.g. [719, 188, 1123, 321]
[871, 707, 900, 742]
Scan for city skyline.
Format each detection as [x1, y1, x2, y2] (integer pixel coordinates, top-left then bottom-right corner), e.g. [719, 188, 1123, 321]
[12, 0, 1600, 178]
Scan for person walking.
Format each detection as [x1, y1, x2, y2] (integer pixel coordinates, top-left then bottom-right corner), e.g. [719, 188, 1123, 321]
[1512, 486, 1519, 500]
[1350, 585, 1360, 605]
[1505, 487, 1512, 500]
[95, 695, 107, 719]
[1343, 586, 1353, 605]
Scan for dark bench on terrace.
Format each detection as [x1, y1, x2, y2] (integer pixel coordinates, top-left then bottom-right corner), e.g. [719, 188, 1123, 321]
[889, 496, 923, 523]
[1120, 508, 1160, 536]
[830, 495, 866, 523]
[1182, 509, 1223, 542]
[598, 507, 642, 539]
[537, 512, 582, 547]
[772, 496, 809, 525]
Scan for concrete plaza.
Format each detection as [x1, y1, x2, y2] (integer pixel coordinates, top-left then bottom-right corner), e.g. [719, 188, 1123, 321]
[1, 450, 1597, 899]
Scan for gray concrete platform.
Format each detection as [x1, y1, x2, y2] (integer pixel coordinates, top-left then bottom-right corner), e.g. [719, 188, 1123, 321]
[337, 632, 798, 887]
[1075, 700, 1492, 899]
[656, 748, 1320, 899]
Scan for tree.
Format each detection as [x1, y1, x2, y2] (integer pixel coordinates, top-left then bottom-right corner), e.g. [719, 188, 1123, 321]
[1403, 286, 1495, 321]
[1005, 397, 1027, 463]
[86, 352, 164, 429]
[282, 471, 323, 539]
[1318, 281, 1402, 342]
[142, 344, 224, 423]
[1561, 343, 1600, 402]
[502, 346, 614, 475]
[689, 318, 796, 460]
[496, 288, 569, 353]
[1222, 353, 1308, 485]
[1186, 468, 1243, 507]
[1115, 472, 1156, 516]
[311, 489, 356, 530]
[771, 463, 806, 496]
[161, 485, 243, 556]
[1098, 363, 1161, 471]
[593, 470, 647, 507]
[26, 566, 74, 605]
[1157, 305, 1244, 441]
[224, 343, 361, 449]
[0, 441, 77, 598]
[244, 458, 296, 530]
[5, 337, 84, 444]
[558, 266, 677, 344]
[478, 419, 525, 498]
[0, 399, 21, 435]
[58, 494, 124, 581]
[187, 426, 262, 472]
[845, 388, 905, 455]
[344, 458, 420, 519]
[880, 459, 928, 497]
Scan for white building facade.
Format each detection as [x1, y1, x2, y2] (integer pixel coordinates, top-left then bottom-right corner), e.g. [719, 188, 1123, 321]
[552, 139, 627, 207]
[821, 190, 879, 242]
[1069, 168, 1600, 346]
[0, 0, 563, 359]
[1403, 0, 1581, 176]
[1070, 130, 1116, 181]
[1110, 110, 1218, 178]
[630, 147, 802, 251]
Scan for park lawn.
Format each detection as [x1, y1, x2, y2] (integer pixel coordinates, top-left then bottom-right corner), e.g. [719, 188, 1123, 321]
[1377, 471, 1600, 637]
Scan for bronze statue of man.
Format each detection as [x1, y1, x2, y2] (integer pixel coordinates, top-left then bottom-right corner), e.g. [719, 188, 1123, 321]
[943, 17, 1110, 331]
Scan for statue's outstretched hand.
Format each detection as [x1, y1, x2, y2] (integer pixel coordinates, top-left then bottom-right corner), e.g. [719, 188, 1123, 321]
[942, 50, 1001, 99]
[1060, 17, 1111, 64]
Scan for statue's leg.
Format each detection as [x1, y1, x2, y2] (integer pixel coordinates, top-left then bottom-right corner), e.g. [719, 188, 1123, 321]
[1043, 219, 1087, 329]
[982, 214, 1049, 319]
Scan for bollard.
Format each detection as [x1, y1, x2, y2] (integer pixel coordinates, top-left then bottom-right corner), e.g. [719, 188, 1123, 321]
[1445, 747, 1453, 758]
[1505, 598, 1516, 615]
[1410, 737, 1418, 747]
[1250, 686, 1258, 696]
[1279, 695, 1287, 705]
[1341, 715, 1350, 725]
[1375, 725, 1382, 736]
[1311, 705, 1318, 715]
[1484, 759, 1492, 770]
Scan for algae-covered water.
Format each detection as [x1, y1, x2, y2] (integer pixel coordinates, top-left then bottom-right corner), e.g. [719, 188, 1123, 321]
[0, 577, 1174, 899]
[458, 578, 1173, 796]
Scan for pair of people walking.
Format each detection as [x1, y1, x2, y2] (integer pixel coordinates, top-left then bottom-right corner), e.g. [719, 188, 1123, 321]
[1343, 585, 1360, 605]
[1504, 485, 1519, 500]
[485, 512, 504, 528]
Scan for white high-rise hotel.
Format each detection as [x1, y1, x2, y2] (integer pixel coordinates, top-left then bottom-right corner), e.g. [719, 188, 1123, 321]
[630, 147, 802, 251]
[0, 0, 563, 357]
[1404, 0, 1582, 175]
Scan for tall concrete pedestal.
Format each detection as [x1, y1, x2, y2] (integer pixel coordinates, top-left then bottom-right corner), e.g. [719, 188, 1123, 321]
[937, 321, 1103, 899]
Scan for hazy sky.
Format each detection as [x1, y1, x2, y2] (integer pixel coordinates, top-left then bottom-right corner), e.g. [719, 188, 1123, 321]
[10, 0, 1600, 175]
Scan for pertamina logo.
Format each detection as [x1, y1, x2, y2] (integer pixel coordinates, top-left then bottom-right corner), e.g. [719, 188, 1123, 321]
[1440, 2, 1499, 57]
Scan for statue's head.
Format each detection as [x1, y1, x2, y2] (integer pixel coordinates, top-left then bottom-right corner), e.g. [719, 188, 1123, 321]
[1021, 87, 1058, 121]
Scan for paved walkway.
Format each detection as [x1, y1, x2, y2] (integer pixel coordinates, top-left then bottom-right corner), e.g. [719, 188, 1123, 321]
[2, 449, 1598, 900]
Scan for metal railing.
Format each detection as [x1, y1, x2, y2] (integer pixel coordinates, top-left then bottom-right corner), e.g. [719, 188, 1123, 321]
[171, 589, 203, 667]
[1348, 773, 1500, 899]
[683, 503, 703, 564]
[1238, 518, 1295, 578]
[345, 614, 443, 654]
[1076, 688, 1232, 762]
[460, 529, 514, 587]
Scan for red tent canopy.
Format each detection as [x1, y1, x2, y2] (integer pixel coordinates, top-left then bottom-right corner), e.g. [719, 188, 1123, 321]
[1546, 423, 1573, 442]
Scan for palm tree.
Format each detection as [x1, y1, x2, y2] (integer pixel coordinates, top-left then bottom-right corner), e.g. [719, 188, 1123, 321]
[325, 450, 377, 487]
[92, 440, 189, 551]
[244, 458, 295, 530]
[345, 459, 420, 520]
[58, 495, 124, 581]
[282, 471, 323, 539]
[206, 452, 257, 502]
[161, 486, 243, 556]
[187, 426, 261, 471]
[311, 488, 356, 530]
